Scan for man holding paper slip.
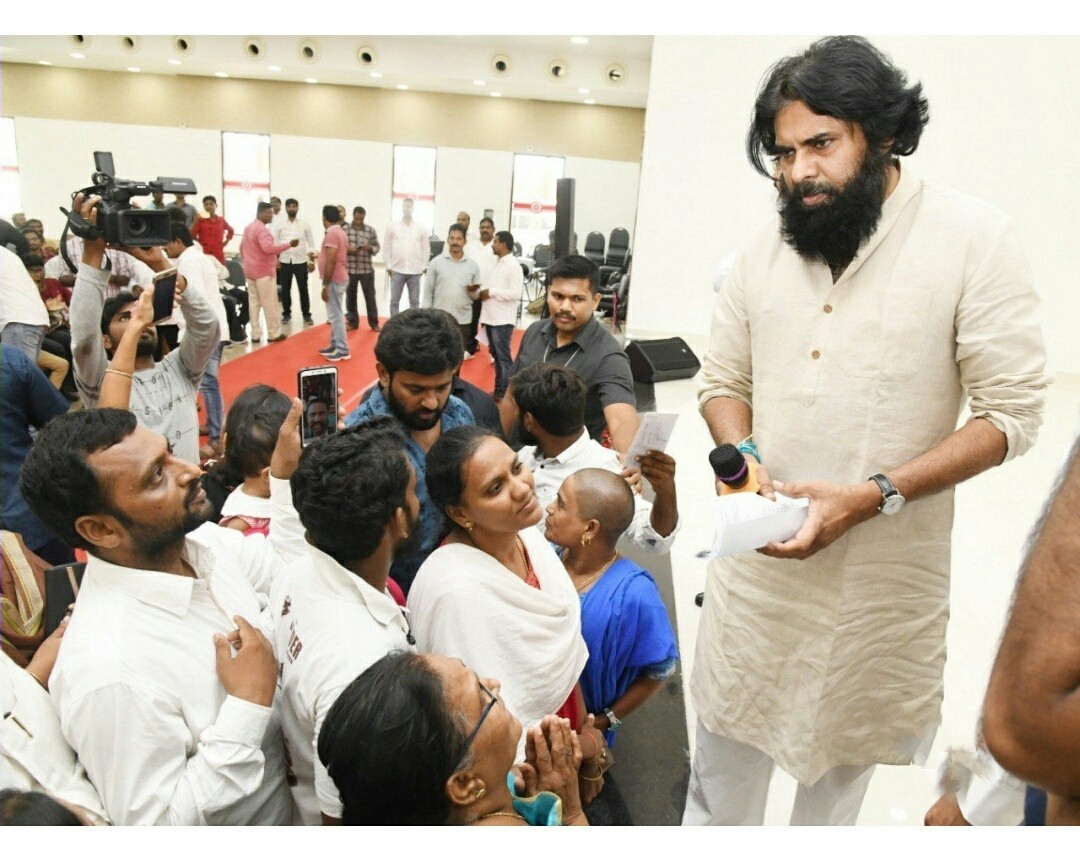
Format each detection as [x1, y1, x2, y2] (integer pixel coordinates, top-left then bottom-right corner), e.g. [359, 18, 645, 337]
[684, 36, 1048, 826]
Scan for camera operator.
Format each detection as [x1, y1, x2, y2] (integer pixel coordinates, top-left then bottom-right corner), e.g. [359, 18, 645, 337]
[69, 193, 219, 464]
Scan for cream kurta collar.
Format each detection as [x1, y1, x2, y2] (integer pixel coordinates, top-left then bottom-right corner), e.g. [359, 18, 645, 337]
[831, 162, 922, 288]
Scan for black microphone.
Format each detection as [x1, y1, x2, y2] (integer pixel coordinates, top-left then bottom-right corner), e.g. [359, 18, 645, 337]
[710, 443, 754, 491]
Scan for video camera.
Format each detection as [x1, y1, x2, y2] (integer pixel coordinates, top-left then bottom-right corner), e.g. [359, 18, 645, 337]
[61, 151, 197, 248]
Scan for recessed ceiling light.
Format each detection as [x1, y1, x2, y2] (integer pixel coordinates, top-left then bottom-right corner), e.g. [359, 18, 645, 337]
[369, 71, 382, 79]
[490, 91, 501, 98]
[397, 84, 409, 90]
[38, 60, 52, 66]
[268, 65, 281, 72]
[70, 53, 85, 59]
[578, 88, 590, 95]
[214, 72, 229, 78]
[473, 79, 485, 86]
[584, 99, 596, 105]
[127, 67, 141, 73]
[167, 59, 182, 66]
[305, 78, 317, 84]
[571, 36, 589, 45]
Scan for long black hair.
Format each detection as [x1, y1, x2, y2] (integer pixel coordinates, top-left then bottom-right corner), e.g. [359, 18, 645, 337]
[317, 652, 471, 825]
[747, 35, 930, 178]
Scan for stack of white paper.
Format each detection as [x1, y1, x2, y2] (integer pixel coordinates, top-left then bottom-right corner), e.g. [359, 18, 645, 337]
[697, 493, 811, 559]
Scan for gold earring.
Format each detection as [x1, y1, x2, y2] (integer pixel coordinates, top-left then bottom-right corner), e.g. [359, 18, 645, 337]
[476, 788, 487, 799]
[464, 519, 475, 532]
[580, 533, 592, 548]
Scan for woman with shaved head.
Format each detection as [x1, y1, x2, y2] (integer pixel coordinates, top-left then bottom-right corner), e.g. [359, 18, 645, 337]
[543, 467, 679, 748]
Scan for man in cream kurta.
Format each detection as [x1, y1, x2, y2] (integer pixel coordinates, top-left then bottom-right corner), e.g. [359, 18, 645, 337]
[685, 36, 1048, 826]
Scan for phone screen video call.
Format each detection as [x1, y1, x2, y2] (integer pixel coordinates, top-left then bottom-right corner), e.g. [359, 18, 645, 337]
[298, 367, 338, 446]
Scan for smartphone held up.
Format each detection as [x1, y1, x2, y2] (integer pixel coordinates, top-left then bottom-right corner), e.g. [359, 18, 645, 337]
[298, 366, 339, 447]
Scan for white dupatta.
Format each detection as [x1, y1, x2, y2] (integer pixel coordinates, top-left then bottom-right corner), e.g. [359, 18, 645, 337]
[408, 527, 588, 752]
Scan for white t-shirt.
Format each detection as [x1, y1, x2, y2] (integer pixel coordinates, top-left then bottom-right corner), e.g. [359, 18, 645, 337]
[0, 246, 48, 329]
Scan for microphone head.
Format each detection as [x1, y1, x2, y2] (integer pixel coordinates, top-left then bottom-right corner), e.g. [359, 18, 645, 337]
[709, 444, 750, 488]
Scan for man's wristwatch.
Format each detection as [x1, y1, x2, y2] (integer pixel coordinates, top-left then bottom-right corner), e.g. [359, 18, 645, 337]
[868, 473, 905, 515]
[604, 708, 623, 731]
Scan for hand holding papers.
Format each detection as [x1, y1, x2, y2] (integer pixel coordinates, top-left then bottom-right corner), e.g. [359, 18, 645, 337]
[697, 493, 810, 559]
[622, 413, 678, 467]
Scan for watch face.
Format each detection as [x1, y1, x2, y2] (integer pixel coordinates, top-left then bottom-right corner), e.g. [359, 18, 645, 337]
[881, 494, 905, 515]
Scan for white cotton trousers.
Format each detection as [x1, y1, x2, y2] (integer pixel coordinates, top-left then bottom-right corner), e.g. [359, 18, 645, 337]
[682, 720, 875, 826]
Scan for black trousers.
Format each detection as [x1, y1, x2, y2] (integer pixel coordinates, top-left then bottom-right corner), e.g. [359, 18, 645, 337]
[464, 298, 482, 354]
[278, 262, 311, 319]
[347, 272, 378, 328]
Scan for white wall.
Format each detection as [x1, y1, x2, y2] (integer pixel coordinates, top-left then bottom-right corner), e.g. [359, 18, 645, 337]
[630, 36, 1080, 375]
[565, 156, 640, 249]
[270, 134, 393, 246]
[434, 147, 513, 236]
[9, 117, 640, 265]
[13, 117, 222, 239]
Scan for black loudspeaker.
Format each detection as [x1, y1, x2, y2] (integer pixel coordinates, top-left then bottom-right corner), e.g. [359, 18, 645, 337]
[553, 178, 575, 259]
[625, 337, 701, 383]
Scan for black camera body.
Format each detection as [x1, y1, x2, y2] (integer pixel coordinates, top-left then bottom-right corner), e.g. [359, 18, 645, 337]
[63, 151, 197, 248]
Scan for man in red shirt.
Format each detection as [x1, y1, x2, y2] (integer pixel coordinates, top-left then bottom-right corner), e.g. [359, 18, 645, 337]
[240, 202, 296, 343]
[191, 195, 235, 264]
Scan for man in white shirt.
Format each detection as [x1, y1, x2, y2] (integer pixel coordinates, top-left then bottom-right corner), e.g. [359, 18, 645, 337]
[472, 230, 521, 400]
[19, 407, 298, 825]
[165, 223, 231, 459]
[511, 361, 678, 552]
[0, 245, 50, 362]
[272, 412, 422, 824]
[463, 216, 497, 355]
[383, 198, 429, 316]
[274, 198, 316, 325]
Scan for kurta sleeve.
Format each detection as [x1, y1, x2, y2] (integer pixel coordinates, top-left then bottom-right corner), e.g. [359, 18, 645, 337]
[955, 219, 1049, 462]
[697, 257, 753, 412]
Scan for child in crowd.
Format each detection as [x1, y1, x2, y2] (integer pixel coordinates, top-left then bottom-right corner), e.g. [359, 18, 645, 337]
[218, 384, 292, 536]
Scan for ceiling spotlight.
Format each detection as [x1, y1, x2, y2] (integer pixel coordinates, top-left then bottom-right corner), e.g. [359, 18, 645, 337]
[369, 71, 382, 79]
[584, 99, 596, 105]
[473, 79, 485, 86]
[571, 36, 588, 45]
[578, 88, 590, 94]
[490, 91, 501, 98]
[127, 67, 141, 73]
[168, 59, 182, 66]
[70, 52, 85, 59]
[397, 84, 409, 90]
[214, 72, 229, 78]
[268, 65, 281, 72]
[38, 60, 52, 66]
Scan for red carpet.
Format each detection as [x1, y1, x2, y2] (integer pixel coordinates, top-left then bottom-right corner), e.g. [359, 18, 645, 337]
[216, 319, 524, 415]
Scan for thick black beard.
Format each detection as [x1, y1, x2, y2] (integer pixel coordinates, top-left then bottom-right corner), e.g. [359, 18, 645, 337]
[121, 483, 212, 560]
[385, 384, 443, 432]
[777, 149, 891, 271]
[135, 330, 158, 358]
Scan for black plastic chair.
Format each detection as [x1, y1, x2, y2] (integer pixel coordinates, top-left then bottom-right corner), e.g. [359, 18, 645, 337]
[429, 237, 445, 259]
[599, 227, 630, 285]
[584, 231, 606, 265]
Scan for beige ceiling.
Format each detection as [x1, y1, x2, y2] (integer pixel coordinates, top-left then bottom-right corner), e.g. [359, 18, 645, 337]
[0, 35, 653, 108]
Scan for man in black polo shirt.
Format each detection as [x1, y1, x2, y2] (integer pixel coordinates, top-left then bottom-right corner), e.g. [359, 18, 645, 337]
[500, 254, 638, 454]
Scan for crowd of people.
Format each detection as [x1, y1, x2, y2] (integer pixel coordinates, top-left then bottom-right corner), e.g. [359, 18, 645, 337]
[2, 34, 1078, 829]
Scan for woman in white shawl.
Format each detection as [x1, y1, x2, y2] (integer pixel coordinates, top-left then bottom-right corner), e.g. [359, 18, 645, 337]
[408, 426, 610, 795]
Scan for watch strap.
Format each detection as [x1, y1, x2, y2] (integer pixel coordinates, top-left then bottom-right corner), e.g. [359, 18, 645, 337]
[868, 473, 898, 508]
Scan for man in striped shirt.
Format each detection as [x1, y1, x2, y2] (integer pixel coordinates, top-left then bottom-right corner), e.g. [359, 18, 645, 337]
[344, 206, 381, 331]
